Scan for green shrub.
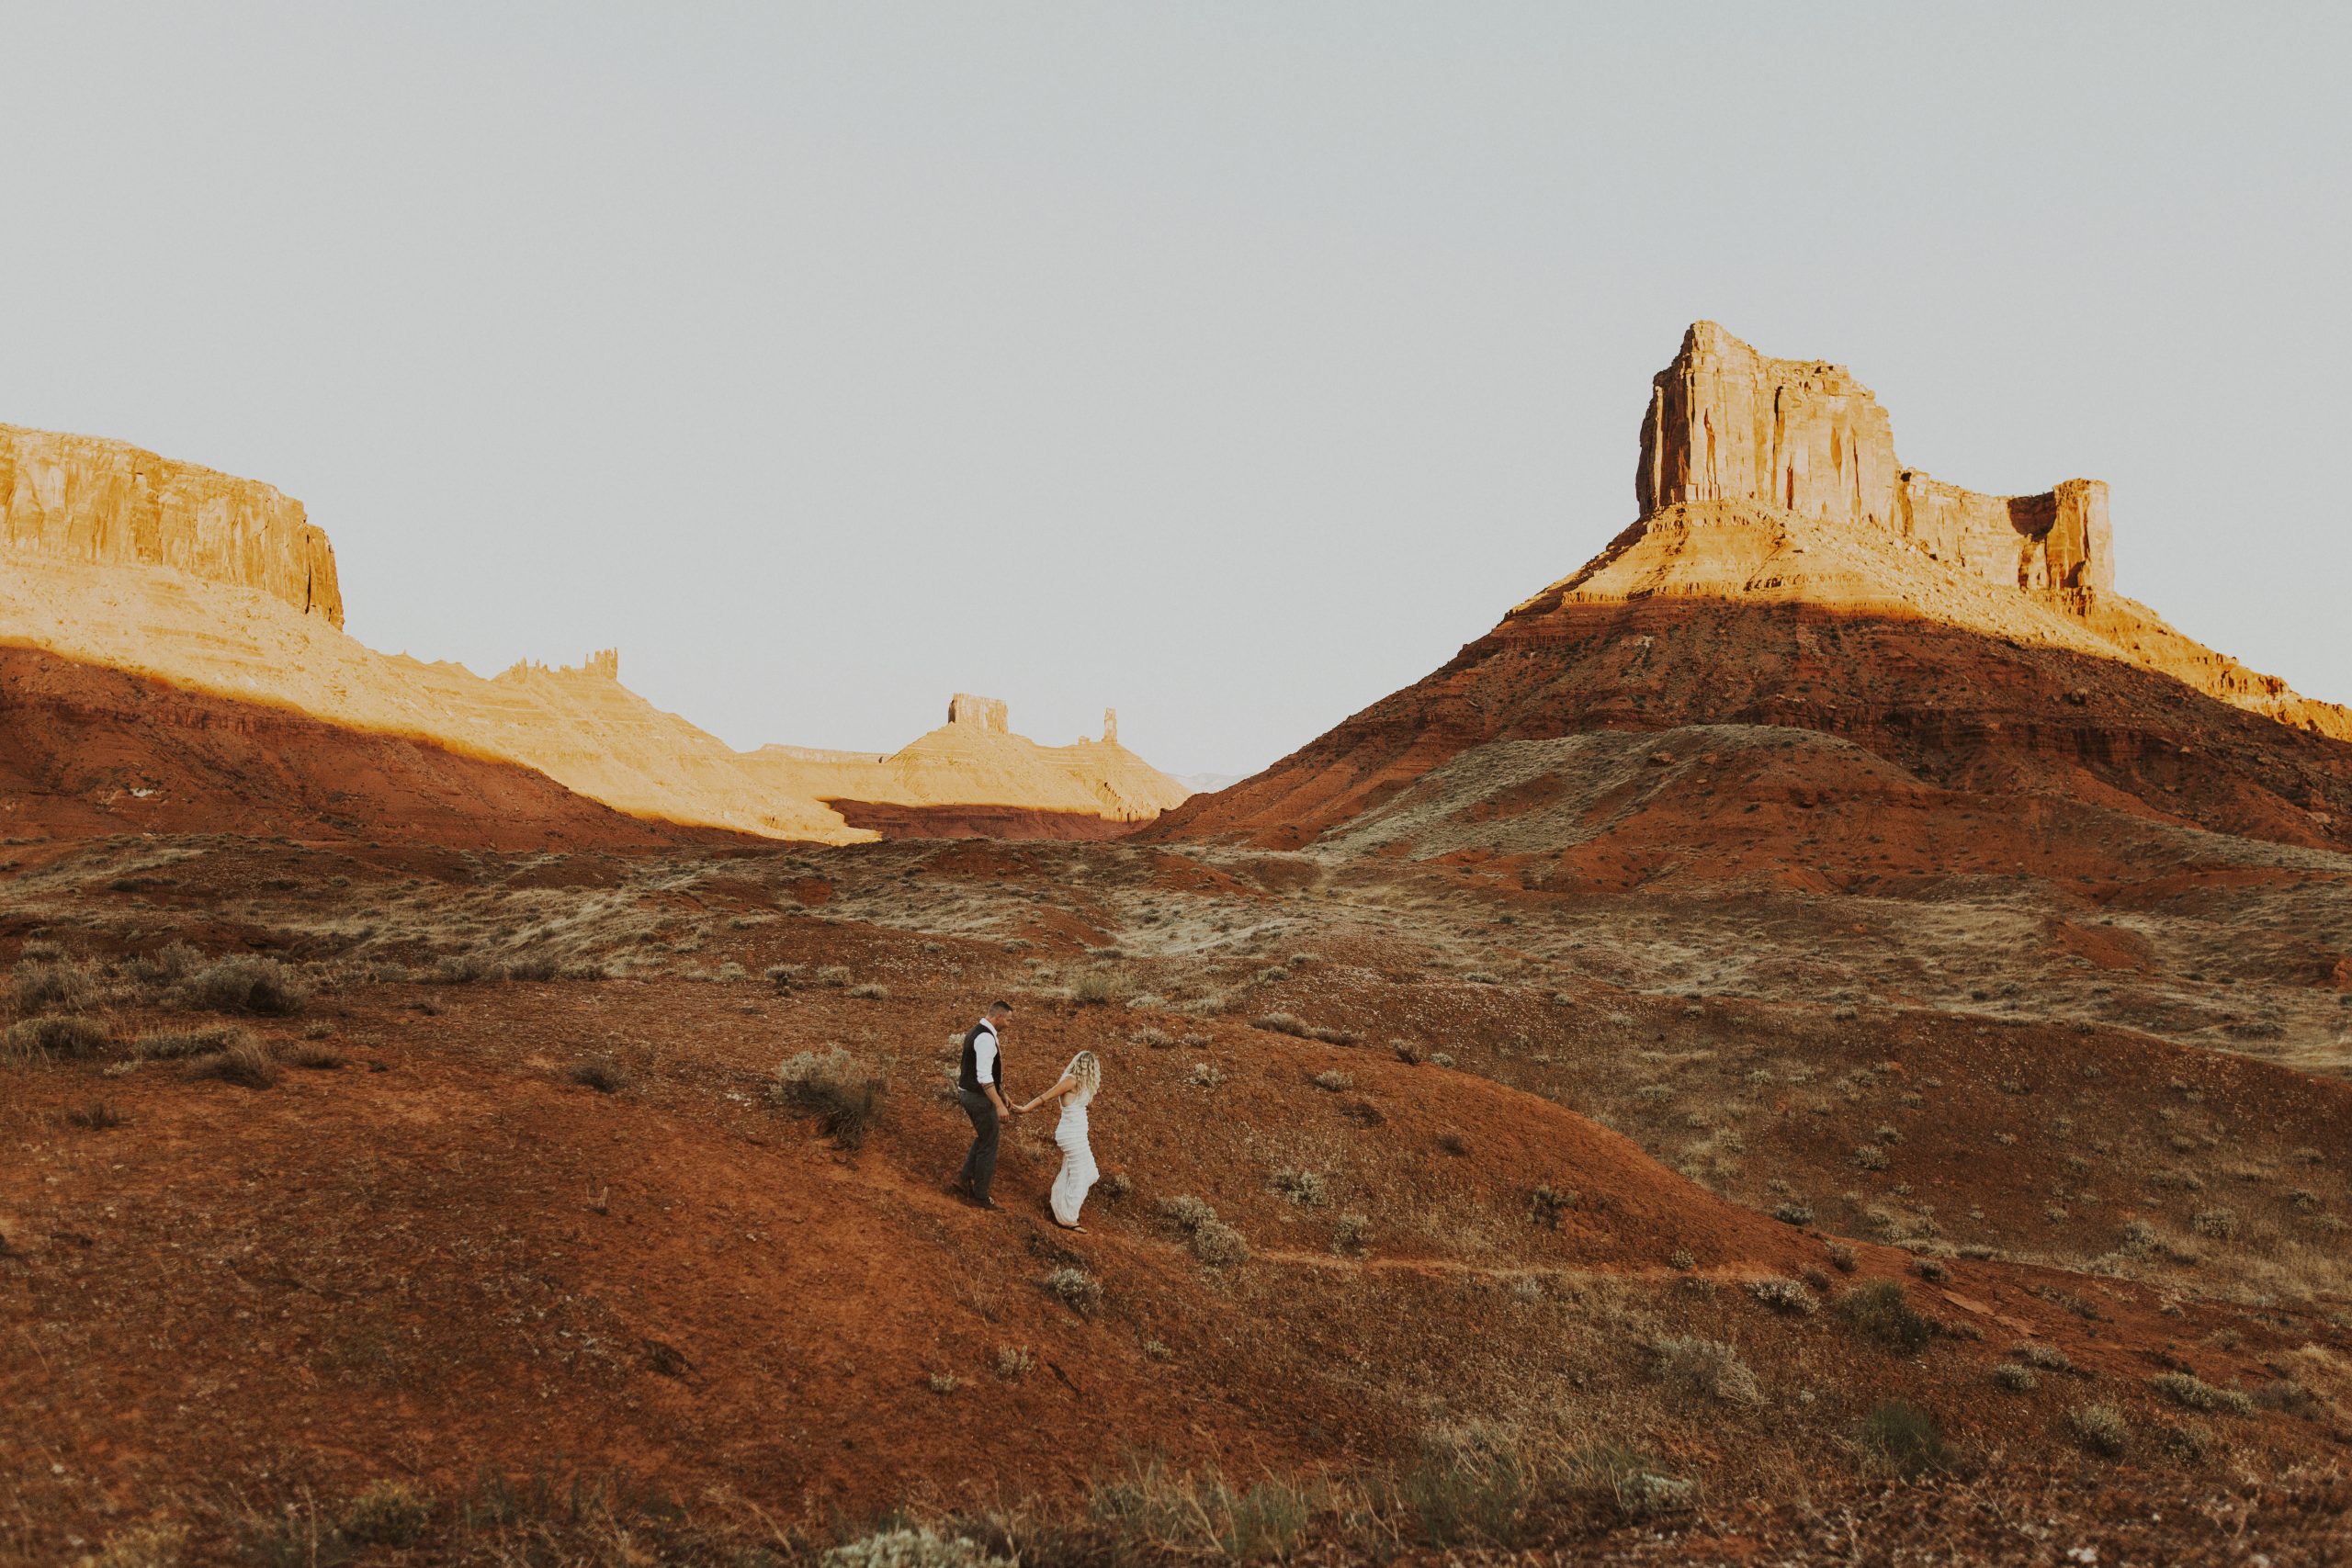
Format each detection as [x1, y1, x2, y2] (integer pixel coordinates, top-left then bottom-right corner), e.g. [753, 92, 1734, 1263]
[339, 1480, 433, 1547]
[2070, 1402, 2130, 1456]
[1270, 1168, 1327, 1207]
[6, 1013, 111, 1062]
[1396, 1425, 1535, 1549]
[1747, 1277, 1819, 1315]
[1772, 1201, 1815, 1225]
[2166, 1421, 2216, 1463]
[1252, 1012, 1307, 1037]
[1088, 1455, 1310, 1562]
[1839, 1280, 1931, 1352]
[1043, 1268, 1101, 1315]
[1071, 971, 1123, 1006]
[1992, 1363, 2038, 1392]
[1568, 1441, 1693, 1519]
[1529, 1185, 1577, 1228]
[2149, 1371, 2255, 1415]
[1331, 1213, 1369, 1255]
[14, 955, 100, 1014]
[1857, 1401, 1951, 1477]
[1160, 1196, 1247, 1267]
[568, 1060, 628, 1094]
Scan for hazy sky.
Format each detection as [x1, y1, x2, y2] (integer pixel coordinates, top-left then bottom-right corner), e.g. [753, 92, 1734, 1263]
[4, 5, 2346, 778]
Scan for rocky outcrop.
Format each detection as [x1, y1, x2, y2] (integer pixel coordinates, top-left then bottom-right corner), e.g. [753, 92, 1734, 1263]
[1162, 321, 2352, 851]
[947, 693, 1011, 732]
[1638, 323, 2111, 599]
[1, 423, 342, 626]
[0, 538, 1190, 843]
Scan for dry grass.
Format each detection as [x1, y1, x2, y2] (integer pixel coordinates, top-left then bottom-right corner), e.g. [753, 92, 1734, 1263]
[189, 1035, 281, 1089]
[568, 1060, 628, 1094]
[179, 954, 311, 1017]
[5, 1013, 111, 1063]
[1651, 1336, 1763, 1406]
[774, 1045, 888, 1149]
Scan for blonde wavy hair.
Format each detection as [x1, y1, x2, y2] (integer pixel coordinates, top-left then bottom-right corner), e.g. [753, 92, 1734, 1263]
[1067, 1050, 1102, 1098]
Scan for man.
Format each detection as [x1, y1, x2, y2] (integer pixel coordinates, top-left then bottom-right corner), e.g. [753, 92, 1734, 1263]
[954, 1000, 1015, 1210]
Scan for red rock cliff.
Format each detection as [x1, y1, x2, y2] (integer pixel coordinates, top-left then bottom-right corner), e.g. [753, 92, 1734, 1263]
[1639, 322, 2111, 599]
[1, 423, 342, 626]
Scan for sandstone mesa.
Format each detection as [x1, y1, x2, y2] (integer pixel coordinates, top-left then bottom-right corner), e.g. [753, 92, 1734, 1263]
[1166, 321, 2352, 851]
[0, 427, 1185, 842]
[1606, 321, 2346, 737]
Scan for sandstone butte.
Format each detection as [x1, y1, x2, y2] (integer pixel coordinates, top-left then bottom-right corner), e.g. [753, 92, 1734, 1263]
[0, 423, 1188, 843]
[1164, 321, 2352, 849]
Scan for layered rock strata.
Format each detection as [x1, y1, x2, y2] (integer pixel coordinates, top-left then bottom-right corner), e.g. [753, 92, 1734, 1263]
[2, 423, 342, 626]
[1165, 321, 2352, 851]
[0, 425, 1188, 842]
[1639, 323, 2111, 598]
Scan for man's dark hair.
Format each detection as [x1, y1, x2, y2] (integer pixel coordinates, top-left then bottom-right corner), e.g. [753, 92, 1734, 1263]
[989, 999, 1012, 1015]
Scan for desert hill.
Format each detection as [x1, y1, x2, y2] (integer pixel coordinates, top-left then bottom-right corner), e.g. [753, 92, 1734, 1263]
[5, 833, 2350, 1563]
[1164, 323, 2352, 853]
[1, 423, 1188, 844]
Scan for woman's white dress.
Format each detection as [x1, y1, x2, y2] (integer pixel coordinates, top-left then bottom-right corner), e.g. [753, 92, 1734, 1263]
[1049, 1078, 1099, 1226]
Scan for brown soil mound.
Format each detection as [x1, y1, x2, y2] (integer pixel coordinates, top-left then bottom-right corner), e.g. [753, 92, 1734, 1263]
[0, 644, 729, 852]
[1161, 598, 2352, 855]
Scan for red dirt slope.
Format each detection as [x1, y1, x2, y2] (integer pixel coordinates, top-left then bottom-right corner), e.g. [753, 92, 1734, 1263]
[0, 644, 733, 852]
[1160, 598, 2352, 853]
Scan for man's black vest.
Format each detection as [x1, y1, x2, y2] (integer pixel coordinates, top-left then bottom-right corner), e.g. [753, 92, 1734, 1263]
[958, 1021, 1002, 1096]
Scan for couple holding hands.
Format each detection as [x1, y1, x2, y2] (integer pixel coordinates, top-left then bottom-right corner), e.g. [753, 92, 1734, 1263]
[950, 1000, 1102, 1231]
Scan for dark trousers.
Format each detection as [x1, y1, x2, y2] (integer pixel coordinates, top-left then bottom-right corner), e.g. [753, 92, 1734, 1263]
[957, 1089, 1001, 1201]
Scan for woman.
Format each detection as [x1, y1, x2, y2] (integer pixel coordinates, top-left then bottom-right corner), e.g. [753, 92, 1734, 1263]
[1018, 1050, 1102, 1232]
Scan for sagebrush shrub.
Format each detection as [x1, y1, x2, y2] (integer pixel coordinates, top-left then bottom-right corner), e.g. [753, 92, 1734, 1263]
[181, 955, 311, 1017]
[822, 1526, 1012, 1568]
[2015, 1341, 2072, 1371]
[1043, 1267, 1102, 1315]
[1839, 1281, 1930, 1352]
[5, 1014, 111, 1063]
[2070, 1402, 2129, 1456]
[775, 1046, 887, 1149]
[1071, 971, 1123, 1006]
[1650, 1336, 1763, 1407]
[2149, 1371, 2254, 1415]
[134, 1026, 241, 1061]
[1160, 1195, 1247, 1267]
[1747, 1277, 1819, 1316]
[1271, 1168, 1327, 1207]
[1858, 1401, 1950, 1478]
[14, 955, 100, 1015]
[568, 1060, 628, 1094]
[191, 1037, 281, 1089]
[338, 1480, 433, 1547]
